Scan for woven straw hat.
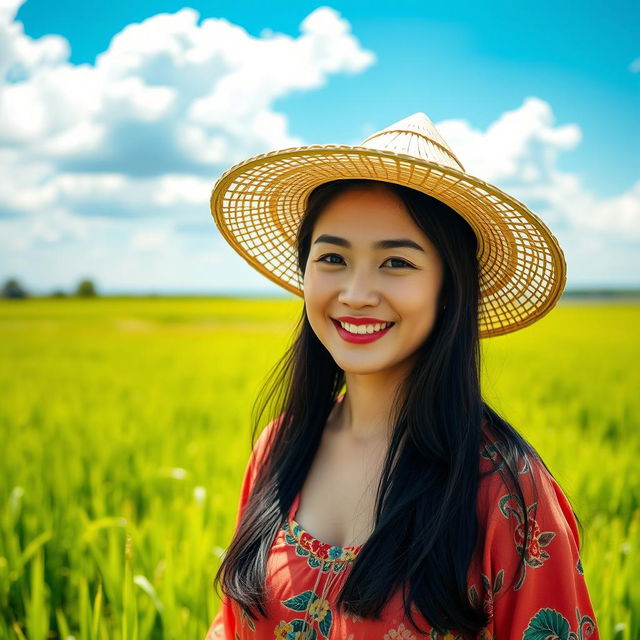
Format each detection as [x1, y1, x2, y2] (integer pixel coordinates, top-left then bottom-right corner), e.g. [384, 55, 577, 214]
[210, 112, 566, 338]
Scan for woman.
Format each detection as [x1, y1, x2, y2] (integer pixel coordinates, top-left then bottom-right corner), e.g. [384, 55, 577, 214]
[205, 113, 599, 639]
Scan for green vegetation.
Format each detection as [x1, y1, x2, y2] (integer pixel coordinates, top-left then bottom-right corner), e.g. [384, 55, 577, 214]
[0, 297, 637, 639]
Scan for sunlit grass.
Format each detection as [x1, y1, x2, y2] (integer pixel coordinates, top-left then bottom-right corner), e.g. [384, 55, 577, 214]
[0, 297, 637, 639]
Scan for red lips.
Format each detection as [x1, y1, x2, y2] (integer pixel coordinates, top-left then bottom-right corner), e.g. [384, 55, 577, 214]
[335, 316, 394, 325]
[331, 318, 394, 344]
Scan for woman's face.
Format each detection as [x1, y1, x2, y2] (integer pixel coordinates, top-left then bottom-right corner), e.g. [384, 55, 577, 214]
[303, 184, 444, 377]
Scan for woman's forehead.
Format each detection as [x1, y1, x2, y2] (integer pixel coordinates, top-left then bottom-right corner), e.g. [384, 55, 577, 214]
[313, 187, 418, 231]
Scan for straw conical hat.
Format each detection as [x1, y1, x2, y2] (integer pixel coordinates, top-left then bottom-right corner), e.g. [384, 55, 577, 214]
[210, 112, 566, 338]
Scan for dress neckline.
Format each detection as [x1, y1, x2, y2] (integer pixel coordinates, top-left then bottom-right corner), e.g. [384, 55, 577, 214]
[288, 491, 364, 555]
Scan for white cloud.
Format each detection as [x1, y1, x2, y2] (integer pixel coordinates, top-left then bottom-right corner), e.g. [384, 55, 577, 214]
[0, 2, 376, 292]
[0, 0, 69, 84]
[154, 175, 211, 207]
[437, 97, 582, 184]
[0, 3, 374, 178]
[436, 97, 640, 240]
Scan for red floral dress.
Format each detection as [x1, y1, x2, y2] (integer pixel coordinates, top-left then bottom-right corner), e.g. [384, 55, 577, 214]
[205, 400, 599, 640]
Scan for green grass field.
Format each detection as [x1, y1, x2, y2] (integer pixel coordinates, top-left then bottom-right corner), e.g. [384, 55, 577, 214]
[0, 297, 638, 639]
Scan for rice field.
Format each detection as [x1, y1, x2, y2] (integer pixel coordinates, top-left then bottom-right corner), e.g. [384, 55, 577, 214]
[0, 297, 638, 639]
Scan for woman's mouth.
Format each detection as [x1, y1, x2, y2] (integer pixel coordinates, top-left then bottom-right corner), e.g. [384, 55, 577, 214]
[331, 318, 395, 344]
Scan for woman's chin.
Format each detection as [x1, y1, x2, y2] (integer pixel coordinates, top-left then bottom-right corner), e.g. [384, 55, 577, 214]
[330, 354, 397, 376]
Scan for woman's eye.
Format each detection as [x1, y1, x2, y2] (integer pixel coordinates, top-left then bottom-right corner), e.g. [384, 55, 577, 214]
[316, 253, 344, 265]
[382, 257, 413, 269]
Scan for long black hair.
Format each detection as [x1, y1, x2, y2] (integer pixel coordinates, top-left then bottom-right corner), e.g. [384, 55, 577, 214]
[213, 178, 583, 636]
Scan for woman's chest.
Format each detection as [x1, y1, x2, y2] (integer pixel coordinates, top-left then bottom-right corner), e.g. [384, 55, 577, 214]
[294, 427, 389, 549]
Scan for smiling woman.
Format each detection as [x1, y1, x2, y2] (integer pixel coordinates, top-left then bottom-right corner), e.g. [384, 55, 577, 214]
[302, 183, 446, 386]
[206, 112, 599, 639]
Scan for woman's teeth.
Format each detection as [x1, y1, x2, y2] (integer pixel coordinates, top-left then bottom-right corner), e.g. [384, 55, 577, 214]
[338, 321, 394, 335]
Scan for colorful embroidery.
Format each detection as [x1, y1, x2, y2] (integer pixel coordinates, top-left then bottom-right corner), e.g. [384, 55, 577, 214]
[498, 492, 555, 589]
[468, 569, 503, 617]
[523, 606, 597, 639]
[480, 443, 532, 477]
[480, 441, 507, 471]
[279, 589, 333, 639]
[283, 519, 360, 570]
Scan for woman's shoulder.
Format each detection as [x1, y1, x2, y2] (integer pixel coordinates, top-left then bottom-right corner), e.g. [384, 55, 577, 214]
[250, 411, 285, 469]
[477, 427, 558, 511]
[474, 427, 583, 570]
[470, 426, 598, 636]
[478, 417, 545, 485]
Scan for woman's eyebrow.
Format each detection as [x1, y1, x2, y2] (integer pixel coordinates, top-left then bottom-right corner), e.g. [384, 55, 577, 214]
[313, 234, 425, 253]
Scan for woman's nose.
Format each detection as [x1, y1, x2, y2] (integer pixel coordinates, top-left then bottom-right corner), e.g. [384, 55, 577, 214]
[337, 269, 381, 307]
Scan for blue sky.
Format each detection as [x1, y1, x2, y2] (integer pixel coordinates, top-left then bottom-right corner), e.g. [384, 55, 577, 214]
[1, 0, 639, 294]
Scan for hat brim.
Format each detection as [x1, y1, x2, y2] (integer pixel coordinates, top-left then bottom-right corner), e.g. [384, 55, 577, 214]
[210, 144, 566, 338]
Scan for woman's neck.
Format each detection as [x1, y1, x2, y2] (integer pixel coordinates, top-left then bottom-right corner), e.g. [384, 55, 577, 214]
[331, 366, 409, 443]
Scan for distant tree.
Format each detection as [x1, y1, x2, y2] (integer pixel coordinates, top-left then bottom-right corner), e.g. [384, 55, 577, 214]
[75, 279, 98, 297]
[1, 278, 29, 299]
[51, 289, 67, 298]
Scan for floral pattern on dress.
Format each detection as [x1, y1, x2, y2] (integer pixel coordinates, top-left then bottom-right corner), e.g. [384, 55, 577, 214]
[277, 515, 363, 639]
[277, 589, 333, 639]
[498, 492, 556, 589]
[523, 606, 597, 640]
[480, 440, 532, 477]
[468, 569, 504, 619]
[283, 519, 361, 570]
